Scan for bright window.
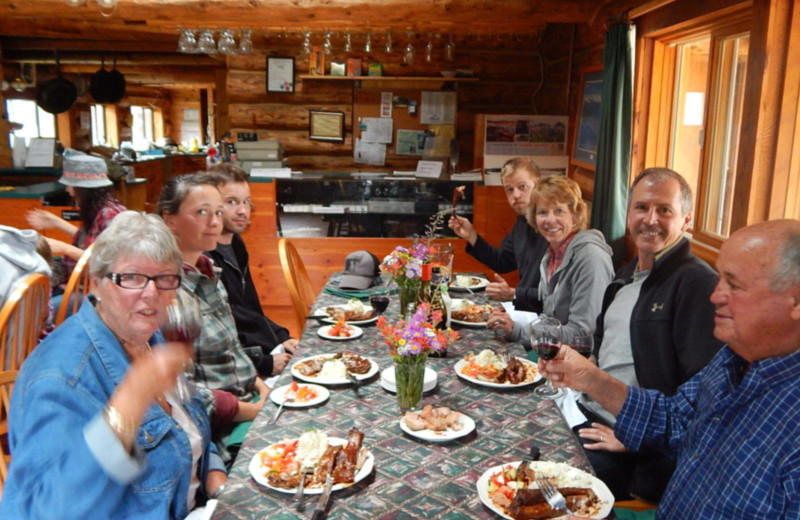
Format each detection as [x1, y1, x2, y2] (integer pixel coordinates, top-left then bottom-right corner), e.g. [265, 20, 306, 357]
[130, 105, 154, 150]
[6, 99, 56, 144]
[90, 104, 107, 146]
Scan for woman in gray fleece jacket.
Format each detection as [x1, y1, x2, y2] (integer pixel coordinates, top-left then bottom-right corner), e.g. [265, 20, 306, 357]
[490, 176, 613, 345]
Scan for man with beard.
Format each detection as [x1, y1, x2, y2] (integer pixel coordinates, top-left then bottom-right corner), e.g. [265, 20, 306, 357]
[569, 168, 723, 502]
[543, 219, 800, 519]
[448, 157, 548, 311]
[206, 164, 295, 379]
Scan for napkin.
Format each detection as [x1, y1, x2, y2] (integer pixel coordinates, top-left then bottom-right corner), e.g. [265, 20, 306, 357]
[501, 301, 538, 325]
[553, 388, 589, 428]
[265, 344, 286, 389]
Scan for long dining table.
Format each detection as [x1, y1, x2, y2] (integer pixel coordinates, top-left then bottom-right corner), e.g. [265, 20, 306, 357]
[211, 276, 595, 520]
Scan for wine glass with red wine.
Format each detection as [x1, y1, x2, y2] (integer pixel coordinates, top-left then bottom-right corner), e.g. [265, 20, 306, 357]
[369, 289, 390, 315]
[161, 290, 202, 404]
[531, 316, 564, 399]
[570, 333, 594, 359]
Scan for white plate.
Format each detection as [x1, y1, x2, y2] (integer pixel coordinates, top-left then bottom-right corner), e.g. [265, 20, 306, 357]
[249, 437, 375, 494]
[454, 357, 542, 388]
[449, 275, 490, 292]
[312, 304, 378, 325]
[476, 461, 614, 519]
[317, 324, 363, 341]
[399, 411, 476, 442]
[449, 298, 491, 328]
[291, 354, 380, 385]
[269, 383, 330, 408]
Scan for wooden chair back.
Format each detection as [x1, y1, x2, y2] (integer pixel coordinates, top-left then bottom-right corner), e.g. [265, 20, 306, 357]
[278, 238, 315, 330]
[0, 369, 18, 497]
[55, 243, 94, 326]
[615, 499, 657, 511]
[0, 274, 50, 372]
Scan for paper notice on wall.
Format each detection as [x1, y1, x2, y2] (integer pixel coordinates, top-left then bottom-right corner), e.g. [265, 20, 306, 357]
[415, 160, 443, 179]
[396, 129, 428, 155]
[420, 91, 456, 124]
[360, 117, 393, 143]
[380, 92, 393, 118]
[354, 138, 387, 166]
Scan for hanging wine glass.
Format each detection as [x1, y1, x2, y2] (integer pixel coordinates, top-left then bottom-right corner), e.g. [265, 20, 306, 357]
[449, 139, 459, 174]
[218, 29, 237, 55]
[403, 29, 415, 65]
[197, 30, 217, 54]
[177, 29, 198, 54]
[364, 30, 372, 53]
[344, 32, 352, 52]
[323, 31, 332, 54]
[444, 34, 455, 62]
[385, 29, 393, 53]
[238, 29, 253, 54]
[425, 33, 433, 62]
[301, 30, 312, 55]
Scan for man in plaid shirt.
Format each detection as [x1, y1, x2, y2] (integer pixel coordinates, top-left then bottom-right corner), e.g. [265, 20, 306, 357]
[543, 219, 800, 519]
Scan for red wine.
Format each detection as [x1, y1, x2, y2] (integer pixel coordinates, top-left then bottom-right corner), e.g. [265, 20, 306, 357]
[536, 342, 560, 360]
[369, 295, 390, 314]
[572, 344, 592, 358]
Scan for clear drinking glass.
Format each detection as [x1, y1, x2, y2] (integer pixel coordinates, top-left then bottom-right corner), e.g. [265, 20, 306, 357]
[160, 290, 202, 404]
[531, 316, 564, 399]
[569, 333, 594, 359]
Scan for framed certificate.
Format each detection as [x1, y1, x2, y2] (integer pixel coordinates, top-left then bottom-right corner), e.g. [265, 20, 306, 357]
[308, 110, 345, 142]
[267, 56, 295, 93]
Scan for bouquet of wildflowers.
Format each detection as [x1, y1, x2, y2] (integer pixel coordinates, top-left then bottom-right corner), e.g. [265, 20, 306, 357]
[376, 303, 459, 359]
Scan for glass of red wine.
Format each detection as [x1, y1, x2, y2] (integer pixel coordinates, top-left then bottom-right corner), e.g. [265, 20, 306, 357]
[369, 288, 390, 315]
[570, 333, 594, 359]
[531, 316, 564, 399]
[161, 290, 202, 404]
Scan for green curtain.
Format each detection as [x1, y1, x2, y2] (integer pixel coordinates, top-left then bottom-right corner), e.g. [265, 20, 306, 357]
[591, 22, 634, 268]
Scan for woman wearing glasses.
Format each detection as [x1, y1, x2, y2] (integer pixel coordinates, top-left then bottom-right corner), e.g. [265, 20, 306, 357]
[158, 173, 267, 465]
[1, 211, 227, 519]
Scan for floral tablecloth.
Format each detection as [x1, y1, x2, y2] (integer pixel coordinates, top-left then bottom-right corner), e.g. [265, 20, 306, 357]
[211, 284, 592, 520]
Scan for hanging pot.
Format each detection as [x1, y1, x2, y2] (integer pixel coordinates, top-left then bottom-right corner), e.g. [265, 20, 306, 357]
[36, 51, 77, 115]
[90, 57, 112, 103]
[106, 55, 126, 104]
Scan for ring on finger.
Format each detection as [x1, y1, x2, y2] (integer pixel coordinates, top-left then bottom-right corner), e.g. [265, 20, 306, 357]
[600, 435, 605, 442]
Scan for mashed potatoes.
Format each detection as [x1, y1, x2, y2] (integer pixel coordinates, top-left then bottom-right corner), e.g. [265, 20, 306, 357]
[296, 430, 329, 468]
[455, 275, 474, 287]
[474, 349, 507, 371]
[346, 298, 366, 314]
[318, 358, 348, 379]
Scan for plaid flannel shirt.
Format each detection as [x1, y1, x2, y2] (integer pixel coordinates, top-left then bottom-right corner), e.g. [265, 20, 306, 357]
[616, 346, 800, 519]
[61, 197, 126, 285]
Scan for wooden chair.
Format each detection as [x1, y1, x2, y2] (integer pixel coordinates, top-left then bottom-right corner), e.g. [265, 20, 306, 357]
[0, 274, 50, 372]
[278, 238, 316, 330]
[0, 369, 17, 497]
[55, 243, 94, 326]
[615, 498, 658, 511]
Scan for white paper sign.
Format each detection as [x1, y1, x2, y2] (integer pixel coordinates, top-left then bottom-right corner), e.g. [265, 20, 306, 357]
[381, 91, 393, 118]
[354, 138, 387, 166]
[360, 117, 393, 143]
[249, 167, 292, 178]
[415, 160, 443, 179]
[25, 138, 56, 168]
[420, 91, 456, 124]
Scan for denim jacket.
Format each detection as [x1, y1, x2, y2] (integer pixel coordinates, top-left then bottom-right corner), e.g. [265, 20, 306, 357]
[0, 299, 224, 520]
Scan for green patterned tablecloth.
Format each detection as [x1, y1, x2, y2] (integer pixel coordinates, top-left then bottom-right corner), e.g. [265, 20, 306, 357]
[212, 287, 592, 520]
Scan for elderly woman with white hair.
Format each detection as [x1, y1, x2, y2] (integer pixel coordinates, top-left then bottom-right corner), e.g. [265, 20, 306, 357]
[1, 211, 226, 519]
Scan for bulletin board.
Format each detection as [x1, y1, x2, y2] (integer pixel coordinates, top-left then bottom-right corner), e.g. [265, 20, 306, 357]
[353, 87, 455, 164]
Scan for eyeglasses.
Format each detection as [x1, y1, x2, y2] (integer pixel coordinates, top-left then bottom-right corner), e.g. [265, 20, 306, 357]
[106, 273, 182, 290]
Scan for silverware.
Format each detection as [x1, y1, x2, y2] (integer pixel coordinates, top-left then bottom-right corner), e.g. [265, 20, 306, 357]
[294, 466, 313, 509]
[536, 475, 571, 514]
[270, 391, 295, 424]
[347, 372, 361, 393]
[304, 314, 329, 322]
[311, 474, 334, 520]
[516, 445, 539, 486]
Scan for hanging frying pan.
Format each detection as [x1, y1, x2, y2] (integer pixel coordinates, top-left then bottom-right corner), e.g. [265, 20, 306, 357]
[36, 51, 77, 115]
[90, 57, 112, 103]
[106, 55, 126, 104]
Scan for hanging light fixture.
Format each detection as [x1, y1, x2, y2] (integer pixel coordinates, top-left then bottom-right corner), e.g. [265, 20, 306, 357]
[385, 30, 393, 53]
[238, 29, 253, 54]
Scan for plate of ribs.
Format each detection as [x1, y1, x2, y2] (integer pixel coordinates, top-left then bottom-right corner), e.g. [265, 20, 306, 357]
[313, 302, 377, 325]
[249, 427, 373, 494]
[455, 350, 541, 388]
[291, 352, 379, 385]
[400, 404, 476, 442]
[477, 460, 613, 519]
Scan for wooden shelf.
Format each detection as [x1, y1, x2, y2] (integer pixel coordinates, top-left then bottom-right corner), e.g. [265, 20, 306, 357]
[299, 75, 478, 82]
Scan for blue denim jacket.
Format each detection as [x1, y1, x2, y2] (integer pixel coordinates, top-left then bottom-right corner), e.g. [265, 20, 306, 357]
[0, 299, 224, 519]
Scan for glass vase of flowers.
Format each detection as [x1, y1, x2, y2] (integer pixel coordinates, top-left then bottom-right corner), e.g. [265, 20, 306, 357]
[377, 303, 459, 411]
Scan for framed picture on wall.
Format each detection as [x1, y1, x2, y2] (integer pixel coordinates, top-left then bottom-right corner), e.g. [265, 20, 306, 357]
[572, 67, 604, 170]
[308, 110, 345, 142]
[267, 56, 295, 93]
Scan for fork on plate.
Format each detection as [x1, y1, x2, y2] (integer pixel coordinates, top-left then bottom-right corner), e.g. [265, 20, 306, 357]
[536, 476, 572, 515]
[294, 465, 314, 510]
[271, 391, 296, 424]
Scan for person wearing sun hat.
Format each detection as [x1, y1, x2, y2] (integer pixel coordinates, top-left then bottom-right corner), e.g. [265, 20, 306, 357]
[25, 149, 126, 291]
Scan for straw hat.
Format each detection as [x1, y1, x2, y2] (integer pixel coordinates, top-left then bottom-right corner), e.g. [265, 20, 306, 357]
[58, 149, 112, 188]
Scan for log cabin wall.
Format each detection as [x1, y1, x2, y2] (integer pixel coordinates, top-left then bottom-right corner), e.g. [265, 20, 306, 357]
[168, 88, 202, 146]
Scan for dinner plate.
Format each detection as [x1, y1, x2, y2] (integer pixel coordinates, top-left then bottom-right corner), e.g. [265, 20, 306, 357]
[317, 324, 363, 341]
[291, 354, 380, 385]
[249, 437, 375, 494]
[476, 460, 614, 519]
[454, 357, 542, 388]
[449, 275, 490, 292]
[449, 298, 490, 328]
[312, 304, 378, 325]
[268, 383, 330, 408]
[399, 411, 476, 442]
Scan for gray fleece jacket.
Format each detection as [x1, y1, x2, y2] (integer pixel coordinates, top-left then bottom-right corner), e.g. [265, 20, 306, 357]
[510, 229, 613, 344]
[0, 225, 51, 306]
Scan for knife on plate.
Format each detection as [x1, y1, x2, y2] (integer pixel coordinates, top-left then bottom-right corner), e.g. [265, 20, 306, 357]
[347, 372, 362, 394]
[311, 474, 334, 520]
[516, 445, 540, 486]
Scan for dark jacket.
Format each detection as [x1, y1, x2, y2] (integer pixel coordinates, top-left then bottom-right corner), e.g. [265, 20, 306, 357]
[207, 234, 292, 377]
[466, 214, 548, 311]
[595, 236, 723, 501]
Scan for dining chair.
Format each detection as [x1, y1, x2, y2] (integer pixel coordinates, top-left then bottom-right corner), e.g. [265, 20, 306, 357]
[278, 238, 316, 330]
[0, 369, 17, 497]
[55, 243, 94, 326]
[0, 273, 50, 372]
[615, 498, 657, 511]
